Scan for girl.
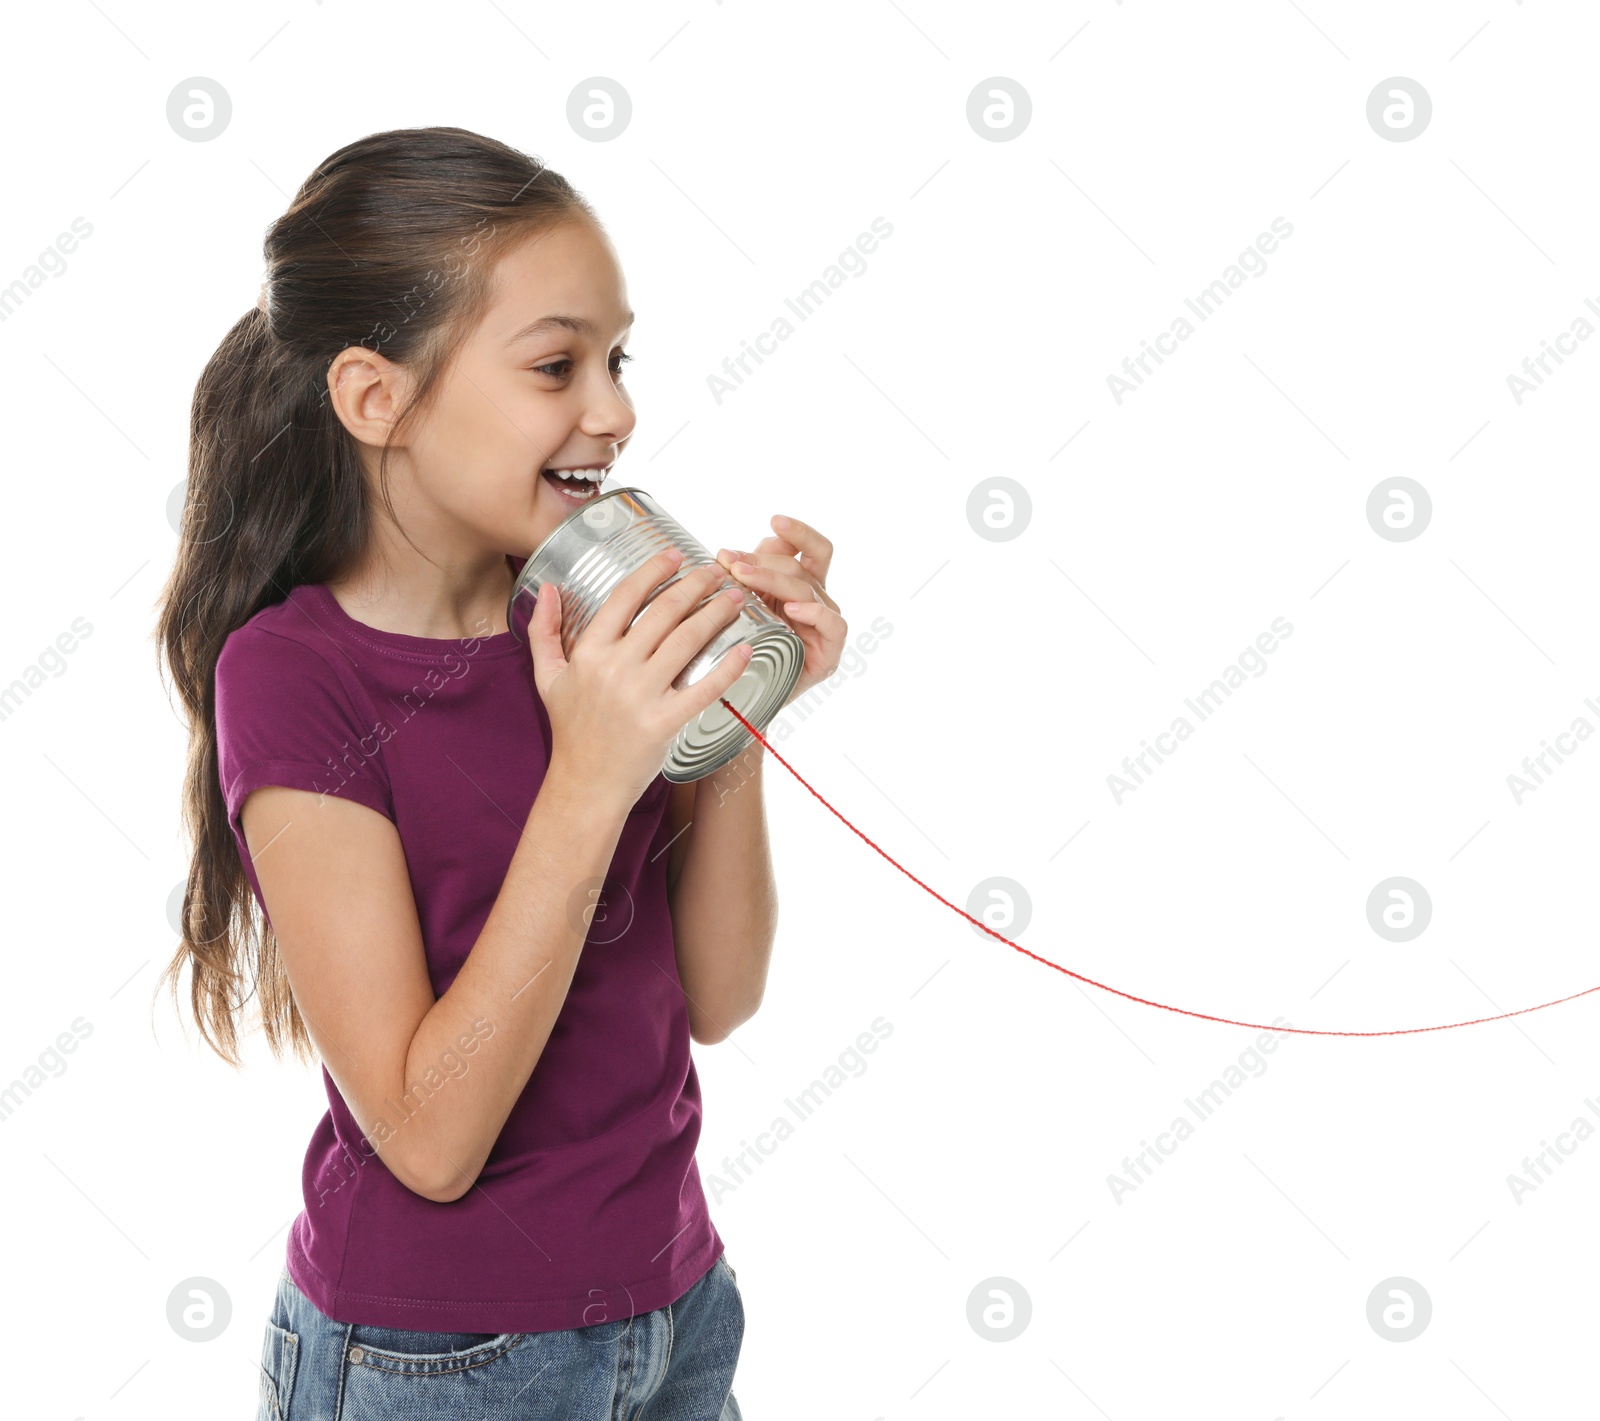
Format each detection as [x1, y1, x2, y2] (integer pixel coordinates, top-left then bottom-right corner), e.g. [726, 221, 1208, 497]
[155, 126, 847, 1420]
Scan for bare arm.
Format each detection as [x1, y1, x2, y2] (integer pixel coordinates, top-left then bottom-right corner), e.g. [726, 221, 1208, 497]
[242, 762, 634, 1205]
[661, 512, 848, 1044]
[664, 739, 778, 1044]
[241, 551, 752, 1205]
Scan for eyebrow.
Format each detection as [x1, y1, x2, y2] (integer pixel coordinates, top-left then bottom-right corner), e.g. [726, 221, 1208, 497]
[504, 310, 634, 346]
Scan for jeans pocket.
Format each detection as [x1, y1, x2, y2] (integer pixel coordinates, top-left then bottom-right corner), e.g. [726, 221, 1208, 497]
[256, 1320, 299, 1421]
[341, 1328, 528, 1420]
[717, 1253, 738, 1285]
[346, 1325, 527, 1373]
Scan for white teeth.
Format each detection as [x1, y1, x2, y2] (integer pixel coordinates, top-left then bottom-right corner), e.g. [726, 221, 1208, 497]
[545, 467, 607, 481]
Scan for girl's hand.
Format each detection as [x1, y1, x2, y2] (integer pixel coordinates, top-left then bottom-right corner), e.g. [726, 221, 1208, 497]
[527, 550, 754, 807]
[715, 514, 848, 709]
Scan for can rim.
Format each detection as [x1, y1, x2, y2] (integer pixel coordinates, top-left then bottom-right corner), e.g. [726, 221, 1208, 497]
[505, 485, 645, 641]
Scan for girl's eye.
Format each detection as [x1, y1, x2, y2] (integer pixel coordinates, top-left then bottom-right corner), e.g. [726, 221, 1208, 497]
[530, 352, 632, 379]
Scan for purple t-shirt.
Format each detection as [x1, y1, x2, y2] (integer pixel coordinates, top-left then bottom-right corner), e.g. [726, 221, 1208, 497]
[213, 569, 722, 1333]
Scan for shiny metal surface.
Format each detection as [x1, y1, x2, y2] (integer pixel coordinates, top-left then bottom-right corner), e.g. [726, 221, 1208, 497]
[508, 487, 805, 782]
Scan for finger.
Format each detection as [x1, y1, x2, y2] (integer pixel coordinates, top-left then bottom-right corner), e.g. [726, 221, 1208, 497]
[720, 549, 795, 572]
[526, 582, 569, 685]
[719, 550, 806, 584]
[726, 566, 794, 619]
[627, 560, 729, 660]
[779, 602, 848, 645]
[727, 559, 817, 607]
[714, 546, 804, 613]
[728, 556, 839, 614]
[584, 548, 686, 643]
[715, 543, 798, 571]
[769, 515, 833, 583]
[722, 534, 804, 560]
[651, 581, 748, 691]
[680, 639, 755, 719]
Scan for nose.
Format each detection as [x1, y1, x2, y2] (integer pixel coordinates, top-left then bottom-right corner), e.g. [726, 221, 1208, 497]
[578, 366, 636, 449]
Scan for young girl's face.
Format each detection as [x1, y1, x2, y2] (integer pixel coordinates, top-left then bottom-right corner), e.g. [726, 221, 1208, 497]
[400, 216, 637, 559]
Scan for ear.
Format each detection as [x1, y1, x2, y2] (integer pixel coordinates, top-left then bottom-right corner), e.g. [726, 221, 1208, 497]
[326, 346, 410, 449]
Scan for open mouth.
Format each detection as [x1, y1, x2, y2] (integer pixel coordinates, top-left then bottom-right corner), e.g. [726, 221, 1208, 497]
[540, 465, 609, 505]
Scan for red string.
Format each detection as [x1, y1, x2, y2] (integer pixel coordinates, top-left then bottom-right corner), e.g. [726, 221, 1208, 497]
[717, 697, 1600, 1038]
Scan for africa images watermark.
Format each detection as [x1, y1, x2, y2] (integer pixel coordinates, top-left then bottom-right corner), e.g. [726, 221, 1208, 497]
[1106, 1018, 1294, 1204]
[1106, 617, 1294, 804]
[0, 217, 94, 324]
[1106, 217, 1294, 405]
[1505, 1095, 1600, 1205]
[706, 218, 894, 405]
[310, 617, 498, 807]
[1504, 295, 1600, 406]
[706, 615, 893, 808]
[703, 1016, 894, 1202]
[342, 212, 499, 359]
[314, 1016, 497, 1207]
[1504, 694, 1600, 804]
[0, 616, 94, 725]
[0, 1017, 93, 1123]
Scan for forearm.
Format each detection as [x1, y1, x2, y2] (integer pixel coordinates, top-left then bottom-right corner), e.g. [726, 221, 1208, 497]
[668, 740, 778, 1043]
[401, 762, 632, 1202]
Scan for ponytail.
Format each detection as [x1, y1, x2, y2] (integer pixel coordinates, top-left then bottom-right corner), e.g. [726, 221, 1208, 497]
[154, 126, 592, 1065]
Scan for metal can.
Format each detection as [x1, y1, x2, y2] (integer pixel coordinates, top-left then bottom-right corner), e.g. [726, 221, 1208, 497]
[506, 486, 805, 782]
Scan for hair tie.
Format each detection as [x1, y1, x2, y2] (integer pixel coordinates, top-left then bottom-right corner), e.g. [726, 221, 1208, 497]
[255, 281, 269, 314]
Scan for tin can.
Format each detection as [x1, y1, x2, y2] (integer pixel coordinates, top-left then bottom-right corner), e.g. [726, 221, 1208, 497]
[507, 486, 805, 782]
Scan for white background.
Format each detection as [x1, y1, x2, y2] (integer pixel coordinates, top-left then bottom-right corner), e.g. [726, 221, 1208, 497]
[2, 1, 1597, 1416]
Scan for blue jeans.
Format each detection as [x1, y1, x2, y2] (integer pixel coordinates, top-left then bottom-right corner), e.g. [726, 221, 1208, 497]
[256, 1256, 745, 1420]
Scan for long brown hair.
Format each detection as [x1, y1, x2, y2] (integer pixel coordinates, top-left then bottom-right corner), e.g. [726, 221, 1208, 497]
[154, 126, 594, 1067]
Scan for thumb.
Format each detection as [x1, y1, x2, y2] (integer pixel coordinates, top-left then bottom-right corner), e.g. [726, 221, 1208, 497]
[526, 582, 568, 684]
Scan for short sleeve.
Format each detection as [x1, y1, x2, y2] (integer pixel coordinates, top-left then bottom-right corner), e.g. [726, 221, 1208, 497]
[215, 625, 396, 840]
